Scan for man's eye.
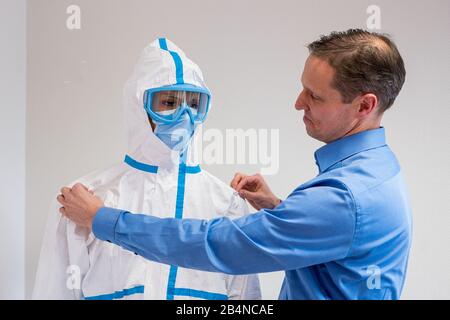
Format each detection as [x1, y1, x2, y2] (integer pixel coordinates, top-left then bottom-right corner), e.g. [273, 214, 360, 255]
[311, 93, 320, 100]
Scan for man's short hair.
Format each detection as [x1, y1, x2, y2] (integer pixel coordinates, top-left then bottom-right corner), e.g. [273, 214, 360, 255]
[307, 29, 406, 113]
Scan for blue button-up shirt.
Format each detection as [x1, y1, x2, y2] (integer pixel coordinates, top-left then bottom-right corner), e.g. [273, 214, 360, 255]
[93, 127, 412, 299]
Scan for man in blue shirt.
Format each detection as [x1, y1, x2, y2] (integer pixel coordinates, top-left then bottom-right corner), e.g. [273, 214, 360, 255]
[58, 29, 412, 299]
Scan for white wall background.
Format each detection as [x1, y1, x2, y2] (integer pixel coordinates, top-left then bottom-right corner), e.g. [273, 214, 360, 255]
[22, 0, 450, 299]
[0, 0, 26, 299]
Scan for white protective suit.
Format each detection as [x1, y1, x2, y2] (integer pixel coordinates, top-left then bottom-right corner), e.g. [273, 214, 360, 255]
[33, 38, 261, 300]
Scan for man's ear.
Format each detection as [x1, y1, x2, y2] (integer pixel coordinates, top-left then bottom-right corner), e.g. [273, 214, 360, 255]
[357, 93, 378, 118]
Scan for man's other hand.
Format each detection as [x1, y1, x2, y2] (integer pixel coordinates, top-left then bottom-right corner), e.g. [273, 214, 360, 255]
[231, 173, 281, 210]
[56, 183, 104, 229]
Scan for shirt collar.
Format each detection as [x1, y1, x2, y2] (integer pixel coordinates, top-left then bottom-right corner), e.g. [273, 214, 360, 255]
[314, 127, 387, 174]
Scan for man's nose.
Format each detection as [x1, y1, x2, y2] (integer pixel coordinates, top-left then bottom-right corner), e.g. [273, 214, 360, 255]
[295, 90, 308, 111]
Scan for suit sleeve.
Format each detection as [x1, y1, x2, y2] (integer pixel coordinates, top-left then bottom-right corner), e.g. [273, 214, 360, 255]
[32, 199, 90, 299]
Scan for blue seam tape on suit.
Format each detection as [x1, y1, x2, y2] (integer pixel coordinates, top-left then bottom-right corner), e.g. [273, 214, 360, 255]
[85, 285, 144, 300]
[158, 38, 184, 84]
[166, 162, 187, 300]
[166, 156, 220, 300]
[173, 288, 228, 300]
[124, 155, 201, 174]
[124, 155, 158, 173]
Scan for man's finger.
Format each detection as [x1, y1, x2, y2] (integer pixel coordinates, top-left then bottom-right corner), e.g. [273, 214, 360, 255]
[56, 194, 66, 205]
[230, 173, 243, 189]
[236, 175, 259, 193]
[59, 206, 66, 216]
[239, 189, 258, 202]
[72, 183, 95, 197]
[73, 182, 95, 196]
[235, 176, 249, 192]
[60, 187, 71, 197]
[72, 182, 88, 192]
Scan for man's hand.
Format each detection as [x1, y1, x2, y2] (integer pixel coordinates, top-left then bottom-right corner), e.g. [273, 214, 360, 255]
[56, 183, 104, 229]
[230, 173, 281, 210]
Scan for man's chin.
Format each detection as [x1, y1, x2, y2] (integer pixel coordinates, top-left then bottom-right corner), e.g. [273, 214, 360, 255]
[304, 125, 326, 142]
[305, 129, 317, 140]
[303, 121, 315, 137]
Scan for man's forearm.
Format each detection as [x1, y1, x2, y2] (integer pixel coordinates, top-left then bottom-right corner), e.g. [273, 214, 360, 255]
[93, 207, 240, 273]
[92, 206, 292, 275]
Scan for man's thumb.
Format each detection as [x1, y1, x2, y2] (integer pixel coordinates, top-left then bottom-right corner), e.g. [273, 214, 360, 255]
[239, 190, 257, 201]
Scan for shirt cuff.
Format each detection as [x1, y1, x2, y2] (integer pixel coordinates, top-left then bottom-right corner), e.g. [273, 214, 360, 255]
[92, 206, 123, 242]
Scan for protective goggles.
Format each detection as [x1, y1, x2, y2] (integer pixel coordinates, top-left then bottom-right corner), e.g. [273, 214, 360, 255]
[143, 84, 211, 124]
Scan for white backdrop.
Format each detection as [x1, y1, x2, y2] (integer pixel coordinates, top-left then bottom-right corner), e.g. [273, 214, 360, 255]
[0, 0, 26, 300]
[1, 0, 447, 299]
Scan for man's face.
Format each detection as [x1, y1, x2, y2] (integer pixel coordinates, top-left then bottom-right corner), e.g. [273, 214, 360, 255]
[295, 55, 360, 143]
